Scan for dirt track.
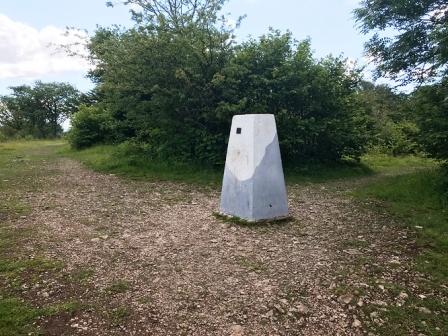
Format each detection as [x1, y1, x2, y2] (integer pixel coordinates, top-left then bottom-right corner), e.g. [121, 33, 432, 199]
[12, 156, 421, 335]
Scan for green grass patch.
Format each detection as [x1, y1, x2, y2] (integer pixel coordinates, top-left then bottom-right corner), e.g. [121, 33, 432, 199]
[64, 143, 438, 187]
[339, 238, 369, 249]
[64, 143, 383, 186]
[285, 160, 373, 184]
[70, 268, 95, 283]
[105, 280, 130, 294]
[361, 153, 436, 174]
[236, 256, 266, 273]
[213, 211, 295, 228]
[355, 167, 448, 334]
[365, 297, 448, 336]
[355, 168, 448, 280]
[43, 300, 82, 316]
[0, 298, 82, 336]
[0, 257, 64, 275]
[0, 140, 69, 335]
[0, 297, 40, 336]
[108, 306, 131, 326]
[62, 143, 223, 186]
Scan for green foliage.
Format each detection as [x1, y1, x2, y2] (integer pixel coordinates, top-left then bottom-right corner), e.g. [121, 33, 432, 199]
[355, 1, 448, 175]
[370, 120, 419, 156]
[0, 81, 80, 139]
[355, 0, 448, 84]
[216, 32, 369, 163]
[357, 82, 420, 155]
[285, 160, 373, 184]
[410, 81, 448, 162]
[73, 9, 370, 164]
[68, 105, 114, 149]
[364, 297, 448, 335]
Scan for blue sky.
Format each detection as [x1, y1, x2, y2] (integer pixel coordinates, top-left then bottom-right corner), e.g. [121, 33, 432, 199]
[0, 0, 369, 95]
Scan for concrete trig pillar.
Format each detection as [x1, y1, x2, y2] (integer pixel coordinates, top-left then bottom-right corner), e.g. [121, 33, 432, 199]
[220, 114, 288, 221]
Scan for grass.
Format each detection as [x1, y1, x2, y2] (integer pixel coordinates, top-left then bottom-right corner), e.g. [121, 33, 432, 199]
[363, 296, 448, 336]
[354, 162, 447, 335]
[70, 268, 95, 283]
[236, 256, 267, 273]
[285, 159, 373, 184]
[361, 153, 436, 173]
[63, 143, 379, 186]
[0, 298, 82, 336]
[213, 211, 295, 226]
[0, 298, 40, 336]
[355, 168, 447, 283]
[0, 140, 72, 335]
[42, 300, 82, 316]
[63, 143, 438, 187]
[108, 306, 131, 326]
[2, 140, 447, 334]
[105, 280, 130, 294]
[62, 144, 223, 186]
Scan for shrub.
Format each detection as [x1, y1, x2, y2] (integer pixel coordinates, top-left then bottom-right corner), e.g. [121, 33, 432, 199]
[68, 105, 114, 149]
[412, 82, 448, 162]
[82, 25, 371, 164]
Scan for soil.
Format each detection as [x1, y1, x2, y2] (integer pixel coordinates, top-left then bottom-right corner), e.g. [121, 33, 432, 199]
[7, 157, 426, 335]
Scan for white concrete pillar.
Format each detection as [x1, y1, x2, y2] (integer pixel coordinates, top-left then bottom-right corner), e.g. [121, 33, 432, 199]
[220, 114, 288, 221]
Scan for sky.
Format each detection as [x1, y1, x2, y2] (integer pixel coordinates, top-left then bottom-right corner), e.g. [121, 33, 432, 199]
[0, 0, 371, 95]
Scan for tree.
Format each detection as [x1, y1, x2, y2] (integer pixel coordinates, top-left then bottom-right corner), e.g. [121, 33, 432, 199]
[107, 0, 235, 30]
[409, 80, 448, 160]
[356, 81, 419, 155]
[355, 0, 448, 167]
[74, 20, 370, 163]
[355, 0, 448, 84]
[215, 31, 369, 163]
[68, 105, 114, 149]
[0, 81, 80, 138]
[82, 0, 238, 162]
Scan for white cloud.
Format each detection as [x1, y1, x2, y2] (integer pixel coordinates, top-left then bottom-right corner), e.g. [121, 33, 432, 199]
[0, 14, 90, 80]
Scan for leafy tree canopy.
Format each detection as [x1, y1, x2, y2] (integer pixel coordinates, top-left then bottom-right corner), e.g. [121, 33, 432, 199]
[409, 80, 448, 160]
[106, 0, 240, 31]
[71, 16, 370, 164]
[0, 81, 80, 139]
[355, 0, 448, 84]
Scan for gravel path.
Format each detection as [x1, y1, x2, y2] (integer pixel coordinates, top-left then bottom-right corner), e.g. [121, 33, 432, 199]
[17, 157, 421, 335]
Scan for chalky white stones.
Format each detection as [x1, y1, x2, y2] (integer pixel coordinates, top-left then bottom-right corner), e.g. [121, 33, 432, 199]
[220, 114, 288, 221]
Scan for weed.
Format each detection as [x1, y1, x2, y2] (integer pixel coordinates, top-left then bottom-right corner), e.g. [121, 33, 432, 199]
[0, 297, 39, 336]
[109, 306, 130, 326]
[213, 212, 295, 227]
[70, 268, 94, 283]
[340, 239, 369, 249]
[236, 256, 266, 273]
[43, 301, 82, 315]
[105, 280, 130, 294]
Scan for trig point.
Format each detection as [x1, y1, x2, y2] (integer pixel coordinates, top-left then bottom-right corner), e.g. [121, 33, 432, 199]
[219, 114, 288, 222]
